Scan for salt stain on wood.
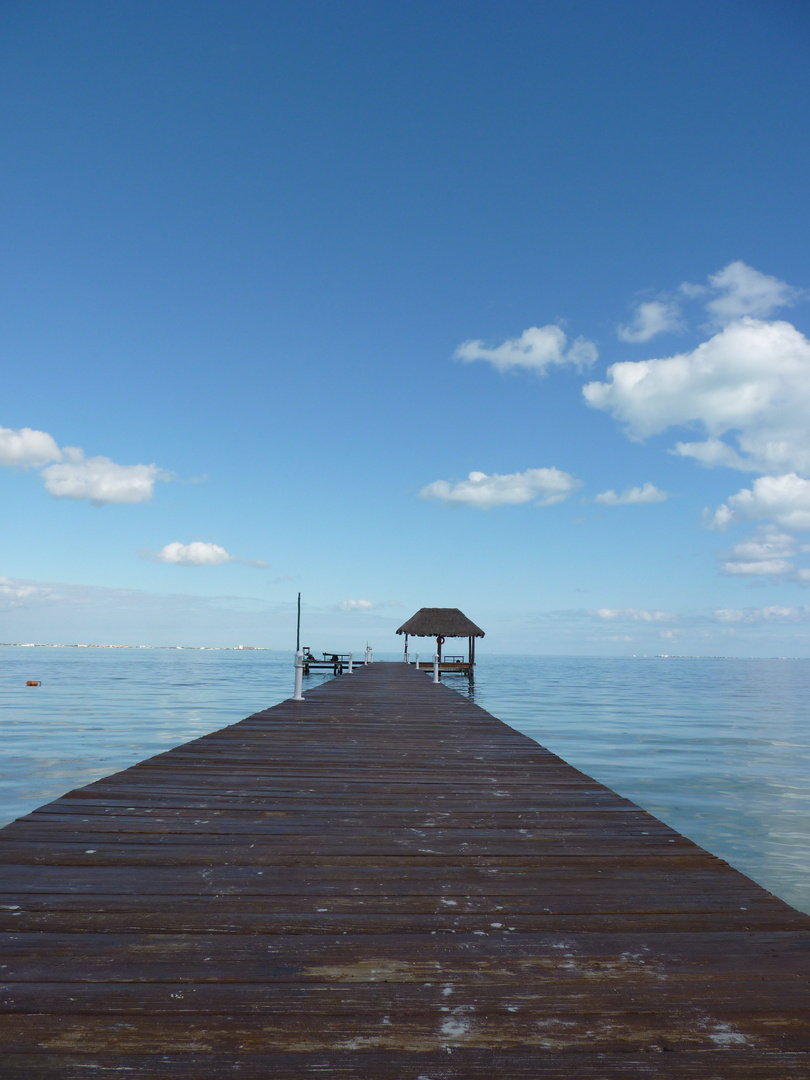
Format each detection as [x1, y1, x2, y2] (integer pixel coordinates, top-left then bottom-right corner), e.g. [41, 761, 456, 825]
[0, 662, 808, 1077]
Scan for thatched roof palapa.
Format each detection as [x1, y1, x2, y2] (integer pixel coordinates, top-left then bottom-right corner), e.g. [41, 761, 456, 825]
[396, 608, 484, 639]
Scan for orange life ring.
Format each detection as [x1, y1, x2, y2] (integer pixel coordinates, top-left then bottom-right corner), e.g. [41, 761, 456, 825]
[437, 636, 445, 646]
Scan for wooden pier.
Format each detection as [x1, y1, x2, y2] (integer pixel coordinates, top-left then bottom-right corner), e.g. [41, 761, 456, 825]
[414, 659, 474, 674]
[0, 662, 808, 1077]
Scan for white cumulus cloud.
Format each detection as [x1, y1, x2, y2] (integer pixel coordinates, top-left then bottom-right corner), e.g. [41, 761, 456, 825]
[40, 448, 168, 505]
[0, 425, 62, 467]
[617, 300, 681, 344]
[420, 467, 581, 509]
[154, 541, 233, 566]
[584, 317, 810, 476]
[709, 474, 810, 532]
[455, 325, 597, 374]
[0, 423, 173, 505]
[594, 482, 669, 506]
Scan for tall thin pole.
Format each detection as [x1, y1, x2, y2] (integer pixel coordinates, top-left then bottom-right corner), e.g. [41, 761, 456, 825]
[296, 592, 301, 652]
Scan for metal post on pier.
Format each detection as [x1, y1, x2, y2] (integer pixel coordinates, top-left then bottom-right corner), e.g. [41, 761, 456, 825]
[414, 653, 418, 671]
[293, 650, 304, 701]
[348, 652, 353, 674]
[433, 653, 440, 683]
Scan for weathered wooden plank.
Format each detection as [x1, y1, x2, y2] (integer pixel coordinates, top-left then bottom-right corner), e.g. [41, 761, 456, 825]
[0, 841, 720, 864]
[2, 910, 804, 934]
[3, 1052, 810, 1080]
[1, 1009, 808, 1053]
[2, 930, 808, 977]
[4, 978, 809, 1013]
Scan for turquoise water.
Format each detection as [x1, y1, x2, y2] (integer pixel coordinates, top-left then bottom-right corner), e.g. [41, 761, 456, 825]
[468, 655, 810, 917]
[1, 646, 808, 915]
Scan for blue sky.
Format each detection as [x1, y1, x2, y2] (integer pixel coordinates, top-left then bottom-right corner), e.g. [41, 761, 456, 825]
[2, 0, 810, 654]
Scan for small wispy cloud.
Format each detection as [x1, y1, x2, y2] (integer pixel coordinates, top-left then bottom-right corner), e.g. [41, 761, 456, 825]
[335, 599, 403, 612]
[454, 325, 597, 375]
[0, 576, 62, 607]
[595, 607, 675, 622]
[717, 525, 810, 581]
[152, 541, 233, 566]
[671, 438, 754, 472]
[143, 541, 268, 567]
[614, 263, 799, 344]
[41, 448, 169, 506]
[617, 300, 681, 344]
[420, 467, 581, 509]
[722, 559, 794, 577]
[713, 605, 804, 623]
[594, 482, 669, 506]
[684, 260, 803, 328]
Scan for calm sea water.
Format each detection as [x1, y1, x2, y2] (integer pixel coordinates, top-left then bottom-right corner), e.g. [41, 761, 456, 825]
[1, 646, 808, 915]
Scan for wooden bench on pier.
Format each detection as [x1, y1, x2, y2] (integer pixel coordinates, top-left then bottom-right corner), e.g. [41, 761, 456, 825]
[0, 662, 808, 1077]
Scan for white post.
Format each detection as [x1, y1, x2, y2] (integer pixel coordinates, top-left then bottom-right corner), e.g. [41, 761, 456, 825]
[348, 652, 353, 674]
[414, 652, 419, 671]
[293, 650, 304, 701]
[404, 645, 409, 664]
[365, 645, 373, 665]
[433, 653, 440, 683]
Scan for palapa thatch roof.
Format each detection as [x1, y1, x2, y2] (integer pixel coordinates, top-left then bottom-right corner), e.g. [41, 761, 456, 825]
[395, 608, 485, 639]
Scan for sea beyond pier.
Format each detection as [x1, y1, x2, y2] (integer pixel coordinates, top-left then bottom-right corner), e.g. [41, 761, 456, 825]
[0, 661, 808, 1076]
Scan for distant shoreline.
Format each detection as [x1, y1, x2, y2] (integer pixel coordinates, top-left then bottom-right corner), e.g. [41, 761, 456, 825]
[0, 643, 267, 651]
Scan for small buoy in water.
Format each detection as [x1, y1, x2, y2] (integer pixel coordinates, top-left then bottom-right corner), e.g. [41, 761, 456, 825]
[26, 680, 41, 687]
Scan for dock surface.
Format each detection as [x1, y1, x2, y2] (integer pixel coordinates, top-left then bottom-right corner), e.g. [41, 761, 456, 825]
[1, 662, 808, 1077]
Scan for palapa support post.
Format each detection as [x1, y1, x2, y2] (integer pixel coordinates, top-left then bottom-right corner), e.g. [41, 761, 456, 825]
[293, 650, 304, 701]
